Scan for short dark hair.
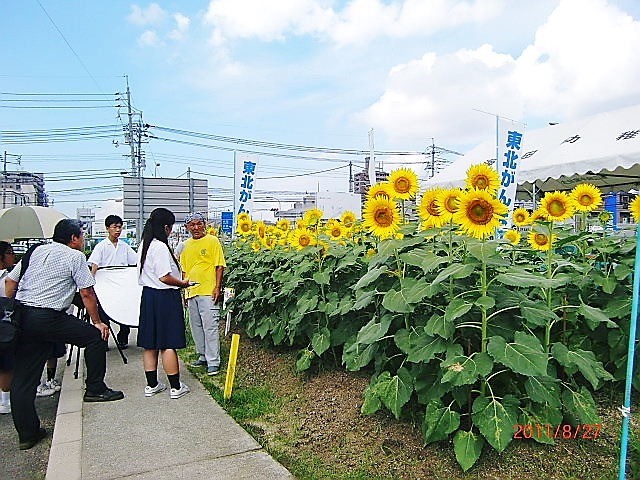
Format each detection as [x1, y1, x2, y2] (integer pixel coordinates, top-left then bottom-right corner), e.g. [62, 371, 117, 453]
[53, 219, 83, 245]
[105, 215, 123, 228]
[0, 241, 12, 256]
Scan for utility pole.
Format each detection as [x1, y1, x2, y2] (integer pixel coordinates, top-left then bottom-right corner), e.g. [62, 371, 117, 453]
[126, 76, 136, 176]
[2, 151, 23, 208]
[348, 161, 353, 193]
[187, 167, 194, 212]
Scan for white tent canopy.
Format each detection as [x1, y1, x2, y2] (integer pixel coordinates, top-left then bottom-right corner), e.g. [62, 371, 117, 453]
[424, 104, 640, 198]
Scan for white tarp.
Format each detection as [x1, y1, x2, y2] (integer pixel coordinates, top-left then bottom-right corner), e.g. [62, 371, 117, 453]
[94, 266, 141, 327]
[425, 104, 640, 198]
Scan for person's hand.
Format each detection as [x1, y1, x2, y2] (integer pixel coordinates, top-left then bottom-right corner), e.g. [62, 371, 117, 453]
[93, 321, 109, 341]
[212, 288, 221, 304]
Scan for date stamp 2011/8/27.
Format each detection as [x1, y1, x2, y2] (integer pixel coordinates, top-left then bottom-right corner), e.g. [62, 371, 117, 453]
[513, 424, 601, 440]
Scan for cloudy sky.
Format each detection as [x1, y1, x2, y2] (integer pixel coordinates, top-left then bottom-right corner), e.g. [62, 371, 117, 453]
[3, 0, 640, 217]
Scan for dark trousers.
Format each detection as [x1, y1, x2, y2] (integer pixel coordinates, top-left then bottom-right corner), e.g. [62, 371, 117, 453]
[11, 306, 108, 443]
[98, 303, 130, 344]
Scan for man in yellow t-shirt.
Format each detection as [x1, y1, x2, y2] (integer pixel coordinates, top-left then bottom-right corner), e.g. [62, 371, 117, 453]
[180, 213, 227, 376]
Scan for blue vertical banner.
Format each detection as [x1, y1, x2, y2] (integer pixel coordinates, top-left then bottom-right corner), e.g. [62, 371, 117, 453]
[221, 211, 233, 235]
[496, 121, 525, 229]
[604, 193, 618, 229]
[233, 152, 259, 233]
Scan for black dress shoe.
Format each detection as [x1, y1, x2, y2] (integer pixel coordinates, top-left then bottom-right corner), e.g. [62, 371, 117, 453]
[19, 427, 47, 450]
[83, 388, 125, 403]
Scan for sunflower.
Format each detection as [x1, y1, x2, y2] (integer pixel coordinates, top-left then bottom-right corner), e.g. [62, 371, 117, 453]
[540, 191, 576, 222]
[419, 188, 446, 229]
[630, 195, 640, 223]
[303, 208, 323, 225]
[453, 188, 508, 239]
[436, 188, 462, 222]
[276, 218, 291, 232]
[528, 230, 556, 252]
[504, 229, 521, 244]
[530, 208, 547, 223]
[289, 228, 317, 250]
[362, 196, 401, 239]
[262, 235, 277, 250]
[250, 240, 261, 252]
[325, 221, 346, 241]
[237, 212, 251, 223]
[388, 168, 419, 200]
[367, 182, 394, 200]
[237, 219, 253, 236]
[465, 163, 500, 194]
[341, 211, 357, 228]
[253, 221, 267, 240]
[570, 184, 602, 212]
[512, 207, 530, 226]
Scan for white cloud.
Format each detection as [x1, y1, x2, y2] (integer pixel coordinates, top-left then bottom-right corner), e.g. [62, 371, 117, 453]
[127, 3, 168, 26]
[203, 0, 503, 45]
[359, 0, 640, 147]
[138, 30, 162, 47]
[168, 13, 191, 41]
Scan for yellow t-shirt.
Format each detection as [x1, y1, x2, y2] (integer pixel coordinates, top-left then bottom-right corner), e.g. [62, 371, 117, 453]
[180, 235, 227, 299]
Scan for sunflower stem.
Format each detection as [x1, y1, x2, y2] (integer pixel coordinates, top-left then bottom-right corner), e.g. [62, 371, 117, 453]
[480, 240, 489, 396]
[544, 221, 554, 354]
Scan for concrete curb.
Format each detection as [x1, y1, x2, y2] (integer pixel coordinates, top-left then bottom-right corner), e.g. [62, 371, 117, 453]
[46, 348, 84, 480]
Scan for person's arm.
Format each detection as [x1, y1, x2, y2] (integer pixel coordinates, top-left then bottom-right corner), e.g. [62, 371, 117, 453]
[90, 263, 98, 276]
[4, 277, 18, 299]
[212, 266, 224, 303]
[79, 286, 109, 341]
[159, 273, 190, 288]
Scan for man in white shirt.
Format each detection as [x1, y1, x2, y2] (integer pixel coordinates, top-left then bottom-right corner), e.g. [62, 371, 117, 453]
[88, 215, 137, 348]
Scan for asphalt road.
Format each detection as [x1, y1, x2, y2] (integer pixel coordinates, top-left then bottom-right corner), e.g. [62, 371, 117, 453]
[0, 384, 60, 480]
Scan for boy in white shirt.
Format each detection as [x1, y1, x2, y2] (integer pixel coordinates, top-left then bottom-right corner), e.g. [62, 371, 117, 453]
[88, 215, 137, 348]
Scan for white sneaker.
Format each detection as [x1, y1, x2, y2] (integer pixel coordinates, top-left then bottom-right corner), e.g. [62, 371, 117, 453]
[0, 402, 10, 414]
[36, 383, 56, 397]
[144, 382, 167, 397]
[44, 379, 62, 392]
[169, 382, 190, 399]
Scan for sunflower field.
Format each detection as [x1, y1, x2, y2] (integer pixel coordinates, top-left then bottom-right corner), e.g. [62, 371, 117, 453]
[224, 165, 640, 471]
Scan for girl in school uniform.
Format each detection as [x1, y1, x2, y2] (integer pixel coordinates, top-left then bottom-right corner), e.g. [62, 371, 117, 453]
[137, 208, 191, 399]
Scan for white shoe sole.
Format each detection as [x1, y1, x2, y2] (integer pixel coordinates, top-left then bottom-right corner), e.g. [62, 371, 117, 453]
[144, 384, 167, 397]
[170, 387, 190, 399]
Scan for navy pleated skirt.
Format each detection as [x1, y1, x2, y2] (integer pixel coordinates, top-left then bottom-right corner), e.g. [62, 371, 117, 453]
[137, 287, 186, 350]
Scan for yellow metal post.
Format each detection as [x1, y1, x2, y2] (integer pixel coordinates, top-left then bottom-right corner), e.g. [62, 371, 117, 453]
[223, 333, 240, 399]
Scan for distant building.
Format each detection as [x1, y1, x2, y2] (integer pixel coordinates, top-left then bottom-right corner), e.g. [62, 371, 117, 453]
[77, 207, 95, 236]
[1, 171, 48, 208]
[353, 156, 389, 195]
[275, 195, 317, 222]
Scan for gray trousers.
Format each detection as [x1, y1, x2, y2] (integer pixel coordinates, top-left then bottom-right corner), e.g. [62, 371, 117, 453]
[187, 296, 220, 367]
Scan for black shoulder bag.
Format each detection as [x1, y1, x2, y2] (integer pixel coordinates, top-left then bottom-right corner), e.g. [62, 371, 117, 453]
[0, 244, 40, 352]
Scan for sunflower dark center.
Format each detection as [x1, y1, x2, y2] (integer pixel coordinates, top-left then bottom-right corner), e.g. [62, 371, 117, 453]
[548, 199, 567, 216]
[467, 199, 493, 225]
[427, 200, 440, 216]
[331, 227, 341, 237]
[474, 175, 489, 189]
[445, 197, 458, 212]
[395, 178, 410, 193]
[579, 194, 593, 206]
[534, 233, 548, 245]
[374, 207, 393, 227]
[299, 235, 311, 247]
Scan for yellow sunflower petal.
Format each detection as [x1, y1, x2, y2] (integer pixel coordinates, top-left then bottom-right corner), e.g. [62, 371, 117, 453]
[504, 229, 521, 244]
[452, 188, 508, 239]
[528, 230, 556, 252]
[288, 228, 317, 250]
[512, 207, 530, 227]
[630, 195, 640, 223]
[465, 163, 500, 194]
[570, 184, 603, 212]
[388, 168, 419, 200]
[362, 196, 401, 239]
[540, 191, 576, 222]
[367, 182, 394, 201]
[419, 188, 446, 229]
[303, 208, 324, 225]
[436, 188, 462, 222]
[340, 210, 357, 228]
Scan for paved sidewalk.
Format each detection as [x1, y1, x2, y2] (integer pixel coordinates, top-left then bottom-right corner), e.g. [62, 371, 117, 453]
[46, 341, 293, 480]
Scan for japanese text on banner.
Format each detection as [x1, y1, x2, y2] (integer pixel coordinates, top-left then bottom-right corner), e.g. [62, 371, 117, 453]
[497, 124, 525, 229]
[234, 153, 259, 222]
